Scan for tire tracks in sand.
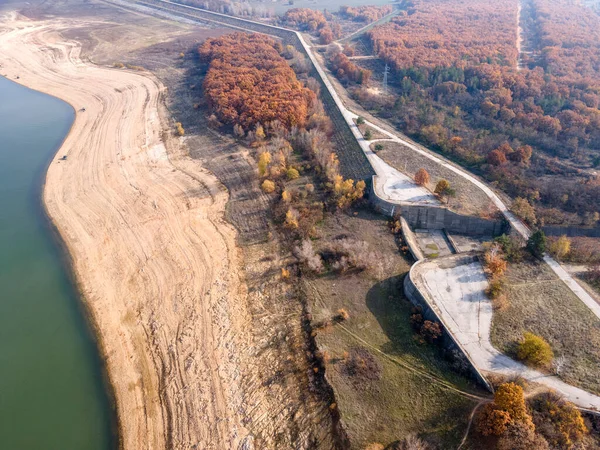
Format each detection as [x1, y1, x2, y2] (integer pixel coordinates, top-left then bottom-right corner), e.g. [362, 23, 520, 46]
[0, 14, 254, 449]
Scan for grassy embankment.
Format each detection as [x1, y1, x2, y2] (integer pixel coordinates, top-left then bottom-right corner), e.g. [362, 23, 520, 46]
[305, 210, 484, 449]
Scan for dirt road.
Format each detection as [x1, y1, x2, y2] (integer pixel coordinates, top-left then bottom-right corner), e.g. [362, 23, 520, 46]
[0, 13, 252, 449]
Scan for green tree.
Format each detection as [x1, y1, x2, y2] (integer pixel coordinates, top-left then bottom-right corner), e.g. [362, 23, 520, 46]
[527, 230, 547, 259]
[434, 179, 456, 203]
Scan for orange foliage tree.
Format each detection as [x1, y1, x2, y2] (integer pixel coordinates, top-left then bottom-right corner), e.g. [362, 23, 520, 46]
[328, 50, 371, 85]
[478, 382, 535, 436]
[338, 4, 393, 23]
[282, 8, 327, 30]
[200, 33, 315, 131]
[414, 168, 430, 186]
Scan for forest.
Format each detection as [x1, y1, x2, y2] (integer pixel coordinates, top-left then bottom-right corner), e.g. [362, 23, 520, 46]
[179, 0, 275, 17]
[281, 8, 340, 44]
[364, 0, 600, 225]
[199, 33, 315, 130]
[327, 47, 371, 86]
[338, 4, 393, 23]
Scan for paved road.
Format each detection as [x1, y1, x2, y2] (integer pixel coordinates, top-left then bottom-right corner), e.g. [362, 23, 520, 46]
[333, 95, 600, 323]
[415, 258, 600, 410]
[298, 33, 438, 205]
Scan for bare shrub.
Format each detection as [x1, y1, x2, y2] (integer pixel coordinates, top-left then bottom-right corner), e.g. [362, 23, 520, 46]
[325, 239, 387, 275]
[388, 435, 431, 450]
[420, 320, 442, 343]
[344, 347, 382, 381]
[492, 293, 510, 311]
[294, 239, 324, 273]
[334, 308, 349, 322]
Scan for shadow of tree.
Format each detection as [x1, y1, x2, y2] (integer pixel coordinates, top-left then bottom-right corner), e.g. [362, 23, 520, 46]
[365, 275, 483, 388]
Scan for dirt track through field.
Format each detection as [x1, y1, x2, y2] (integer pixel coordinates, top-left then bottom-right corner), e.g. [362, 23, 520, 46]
[0, 13, 253, 449]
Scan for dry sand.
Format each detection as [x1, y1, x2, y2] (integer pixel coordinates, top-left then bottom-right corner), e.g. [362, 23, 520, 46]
[0, 13, 253, 449]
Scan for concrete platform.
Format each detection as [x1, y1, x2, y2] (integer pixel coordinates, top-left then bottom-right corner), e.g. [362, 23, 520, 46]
[410, 255, 600, 410]
[414, 229, 453, 258]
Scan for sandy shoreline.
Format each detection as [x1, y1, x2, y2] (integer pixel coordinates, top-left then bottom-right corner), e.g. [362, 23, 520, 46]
[0, 12, 253, 449]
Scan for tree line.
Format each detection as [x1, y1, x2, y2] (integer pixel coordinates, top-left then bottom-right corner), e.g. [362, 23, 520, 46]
[364, 0, 600, 226]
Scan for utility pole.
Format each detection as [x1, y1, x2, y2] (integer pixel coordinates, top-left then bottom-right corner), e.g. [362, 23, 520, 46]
[383, 63, 390, 94]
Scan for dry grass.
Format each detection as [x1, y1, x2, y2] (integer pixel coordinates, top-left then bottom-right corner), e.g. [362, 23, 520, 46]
[490, 259, 600, 395]
[376, 141, 496, 218]
[307, 208, 481, 449]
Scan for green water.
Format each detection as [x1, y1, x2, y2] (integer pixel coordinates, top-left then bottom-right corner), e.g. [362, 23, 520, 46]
[0, 76, 114, 449]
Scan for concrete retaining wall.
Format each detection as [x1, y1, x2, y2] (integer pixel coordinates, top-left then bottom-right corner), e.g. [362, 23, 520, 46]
[400, 217, 424, 261]
[404, 258, 493, 391]
[370, 182, 506, 237]
[542, 225, 600, 238]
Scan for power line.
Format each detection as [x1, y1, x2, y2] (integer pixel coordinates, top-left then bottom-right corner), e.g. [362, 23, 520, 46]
[383, 63, 390, 94]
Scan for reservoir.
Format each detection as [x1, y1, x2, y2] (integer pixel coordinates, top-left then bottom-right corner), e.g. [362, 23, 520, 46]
[0, 76, 113, 449]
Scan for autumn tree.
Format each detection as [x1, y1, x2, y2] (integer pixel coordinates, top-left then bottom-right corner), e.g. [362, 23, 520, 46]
[494, 383, 531, 423]
[478, 403, 511, 436]
[509, 145, 533, 166]
[517, 332, 554, 368]
[549, 235, 571, 260]
[363, 0, 600, 223]
[434, 179, 455, 202]
[531, 393, 587, 448]
[339, 5, 393, 23]
[328, 51, 372, 85]
[496, 422, 549, 450]
[332, 176, 366, 209]
[285, 208, 300, 229]
[420, 320, 442, 343]
[489, 149, 510, 167]
[286, 167, 300, 180]
[258, 151, 272, 177]
[414, 168, 430, 186]
[484, 243, 508, 277]
[200, 33, 315, 131]
[261, 179, 275, 193]
[282, 8, 327, 30]
[512, 197, 537, 226]
[478, 382, 536, 439]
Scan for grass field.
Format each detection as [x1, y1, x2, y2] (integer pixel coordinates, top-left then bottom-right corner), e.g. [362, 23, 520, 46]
[375, 141, 496, 218]
[306, 209, 483, 449]
[491, 259, 600, 395]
